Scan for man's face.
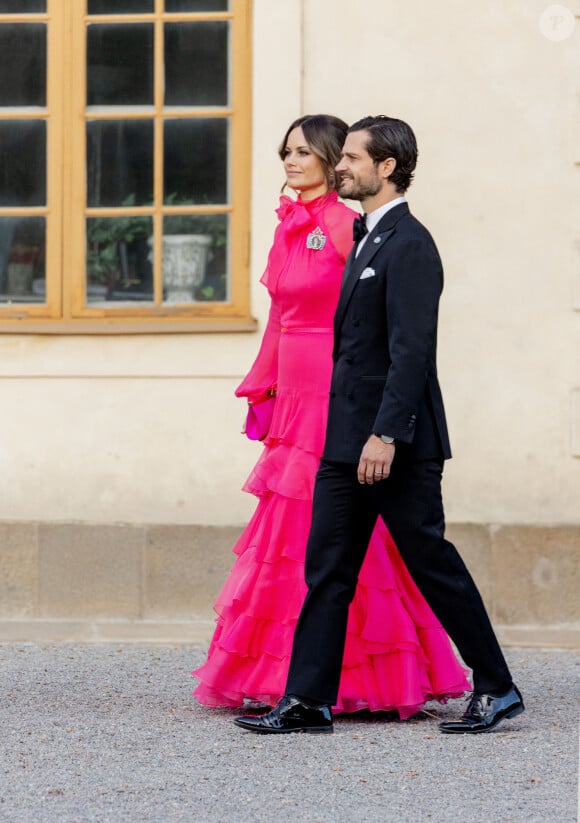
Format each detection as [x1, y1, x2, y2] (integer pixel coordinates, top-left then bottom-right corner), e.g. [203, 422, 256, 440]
[335, 130, 381, 201]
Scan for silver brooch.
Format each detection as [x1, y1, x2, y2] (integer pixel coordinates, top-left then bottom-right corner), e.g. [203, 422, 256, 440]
[306, 227, 327, 250]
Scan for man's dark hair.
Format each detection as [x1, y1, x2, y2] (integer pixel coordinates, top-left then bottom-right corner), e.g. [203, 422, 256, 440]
[349, 115, 418, 193]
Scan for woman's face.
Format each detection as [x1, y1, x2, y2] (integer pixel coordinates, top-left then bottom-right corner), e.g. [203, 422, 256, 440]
[282, 127, 327, 200]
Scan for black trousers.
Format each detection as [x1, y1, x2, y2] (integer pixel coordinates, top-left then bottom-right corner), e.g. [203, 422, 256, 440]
[286, 458, 512, 706]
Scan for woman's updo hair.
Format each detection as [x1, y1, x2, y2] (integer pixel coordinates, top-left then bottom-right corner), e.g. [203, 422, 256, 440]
[278, 114, 348, 192]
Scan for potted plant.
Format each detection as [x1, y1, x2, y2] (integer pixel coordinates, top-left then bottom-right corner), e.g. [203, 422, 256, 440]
[86, 195, 151, 297]
[160, 195, 228, 302]
[86, 195, 228, 302]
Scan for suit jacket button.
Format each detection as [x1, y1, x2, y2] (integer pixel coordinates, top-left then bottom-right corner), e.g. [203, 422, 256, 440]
[345, 357, 353, 365]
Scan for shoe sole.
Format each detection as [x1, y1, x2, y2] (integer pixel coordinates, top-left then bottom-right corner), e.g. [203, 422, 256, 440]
[234, 722, 334, 735]
[439, 703, 525, 734]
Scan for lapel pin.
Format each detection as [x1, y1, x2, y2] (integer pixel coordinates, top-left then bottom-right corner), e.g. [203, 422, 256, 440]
[373, 236, 381, 244]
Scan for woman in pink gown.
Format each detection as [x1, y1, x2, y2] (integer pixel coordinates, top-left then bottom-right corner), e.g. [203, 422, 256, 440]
[193, 114, 468, 718]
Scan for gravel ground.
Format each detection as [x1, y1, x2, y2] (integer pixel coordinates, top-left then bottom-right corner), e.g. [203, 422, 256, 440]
[0, 644, 578, 823]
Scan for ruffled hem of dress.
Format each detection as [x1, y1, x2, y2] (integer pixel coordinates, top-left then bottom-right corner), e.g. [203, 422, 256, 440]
[267, 388, 329, 454]
[193, 497, 469, 718]
[242, 445, 322, 501]
[242, 389, 330, 500]
[192, 619, 469, 719]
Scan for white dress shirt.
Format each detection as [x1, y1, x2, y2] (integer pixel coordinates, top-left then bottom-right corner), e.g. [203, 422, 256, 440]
[355, 196, 407, 257]
[354, 195, 407, 442]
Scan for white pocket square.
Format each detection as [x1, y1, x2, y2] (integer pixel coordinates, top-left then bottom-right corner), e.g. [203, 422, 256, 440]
[359, 267, 376, 280]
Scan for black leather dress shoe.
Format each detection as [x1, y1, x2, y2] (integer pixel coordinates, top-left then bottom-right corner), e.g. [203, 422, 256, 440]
[439, 684, 524, 734]
[234, 695, 333, 735]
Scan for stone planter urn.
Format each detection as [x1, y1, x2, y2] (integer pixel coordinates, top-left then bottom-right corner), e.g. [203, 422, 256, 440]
[151, 234, 212, 303]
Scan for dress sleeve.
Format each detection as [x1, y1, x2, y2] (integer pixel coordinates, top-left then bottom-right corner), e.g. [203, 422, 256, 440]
[235, 298, 280, 403]
[324, 204, 357, 263]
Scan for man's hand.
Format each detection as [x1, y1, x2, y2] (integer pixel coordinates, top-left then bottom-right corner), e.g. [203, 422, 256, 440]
[357, 435, 395, 485]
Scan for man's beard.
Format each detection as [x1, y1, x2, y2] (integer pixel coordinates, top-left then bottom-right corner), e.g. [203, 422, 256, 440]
[338, 173, 381, 201]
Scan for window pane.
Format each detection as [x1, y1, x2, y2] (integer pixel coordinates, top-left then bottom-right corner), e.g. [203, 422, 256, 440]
[86, 216, 153, 304]
[162, 213, 228, 303]
[165, 22, 228, 107]
[88, 0, 154, 12]
[0, 1, 46, 11]
[87, 24, 154, 107]
[0, 25, 46, 107]
[0, 217, 45, 304]
[165, 1, 229, 10]
[87, 120, 153, 207]
[0, 120, 46, 207]
[164, 118, 228, 205]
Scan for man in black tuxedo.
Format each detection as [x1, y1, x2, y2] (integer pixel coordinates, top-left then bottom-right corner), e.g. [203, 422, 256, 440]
[235, 116, 524, 736]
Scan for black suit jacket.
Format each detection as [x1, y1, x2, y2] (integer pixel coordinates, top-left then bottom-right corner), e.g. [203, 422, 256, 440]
[323, 202, 452, 464]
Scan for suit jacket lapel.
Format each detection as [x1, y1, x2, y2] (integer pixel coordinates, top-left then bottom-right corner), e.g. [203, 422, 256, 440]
[334, 203, 409, 339]
[340, 244, 358, 285]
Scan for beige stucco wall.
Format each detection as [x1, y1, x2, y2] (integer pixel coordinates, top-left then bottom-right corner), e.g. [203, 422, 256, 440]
[300, 0, 580, 524]
[0, 0, 578, 529]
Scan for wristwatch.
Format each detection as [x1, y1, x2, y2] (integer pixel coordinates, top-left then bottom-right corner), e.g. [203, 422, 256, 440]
[374, 433, 395, 444]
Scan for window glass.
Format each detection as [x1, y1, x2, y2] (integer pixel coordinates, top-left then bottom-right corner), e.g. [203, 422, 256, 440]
[86, 216, 153, 304]
[165, 22, 228, 107]
[88, 1, 154, 12]
[0, 120, 46, 207]
[0, 217, 45, 303]
[164, 118, 228, 205]
[0, 25, 46, 107]
[0, 1, 46, 11]
[87, 120, 153, 207]
[162, 213, 227, 302]
[0, 0, 250, 327]
[165, 1, 229, 10]
[87, 24, 154, 107]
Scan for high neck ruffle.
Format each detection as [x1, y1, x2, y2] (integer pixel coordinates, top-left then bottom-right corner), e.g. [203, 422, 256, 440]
[275, 191, 336, 222]
[261, 192, 338, 294]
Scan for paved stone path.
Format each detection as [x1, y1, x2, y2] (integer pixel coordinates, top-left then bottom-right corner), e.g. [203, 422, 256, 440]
[0, 644, 578, 822]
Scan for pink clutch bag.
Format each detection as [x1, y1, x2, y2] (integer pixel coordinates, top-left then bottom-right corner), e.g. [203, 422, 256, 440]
[245, 395, 276, 441]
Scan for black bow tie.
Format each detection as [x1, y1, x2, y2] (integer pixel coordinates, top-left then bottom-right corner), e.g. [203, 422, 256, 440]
[353, 214, 368, 242]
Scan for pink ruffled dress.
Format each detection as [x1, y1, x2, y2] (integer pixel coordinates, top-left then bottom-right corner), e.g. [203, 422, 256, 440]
[192, 192, 469, 718]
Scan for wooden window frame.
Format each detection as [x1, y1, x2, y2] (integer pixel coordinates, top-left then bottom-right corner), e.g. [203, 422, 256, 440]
[0, 0, 254, 334]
